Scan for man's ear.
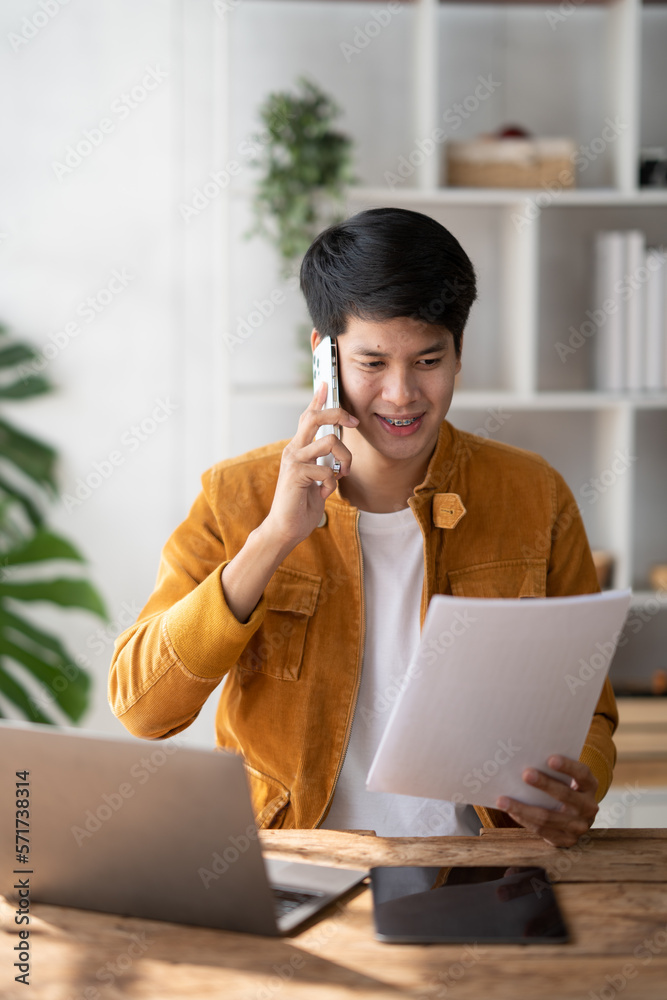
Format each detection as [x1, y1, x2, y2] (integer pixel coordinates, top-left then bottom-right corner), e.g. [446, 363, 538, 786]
[310, 328, 322, 353]
[455, 333, 463, 375]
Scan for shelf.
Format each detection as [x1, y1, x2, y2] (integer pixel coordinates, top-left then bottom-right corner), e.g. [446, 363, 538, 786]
[231, 185, 667, 207]
[231, 386, 667, 410]
[345, 187, 667, 207]
[225, 0, 667, 685]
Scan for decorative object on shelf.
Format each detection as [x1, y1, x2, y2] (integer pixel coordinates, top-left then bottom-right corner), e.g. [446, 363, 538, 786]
[650, 565, 667, 594]
[247, 76, 356, 277]
[444, 125, 576, 189]
[593, 231, 667, 392]
[0, 327, 107, 724]
[639, 147, 667, 188]
[592, 549, 615, 590]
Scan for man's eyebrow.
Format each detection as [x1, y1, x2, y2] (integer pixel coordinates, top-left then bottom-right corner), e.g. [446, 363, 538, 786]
[350, 340, 448, 358]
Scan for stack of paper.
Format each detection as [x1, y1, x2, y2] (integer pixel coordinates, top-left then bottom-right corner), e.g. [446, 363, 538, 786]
[366, 591, 631, 810]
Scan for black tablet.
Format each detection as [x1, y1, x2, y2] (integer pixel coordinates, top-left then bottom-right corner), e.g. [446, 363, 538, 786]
[370, 865, 568, 944]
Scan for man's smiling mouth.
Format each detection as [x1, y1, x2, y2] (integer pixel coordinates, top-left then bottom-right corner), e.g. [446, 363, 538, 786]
[380, 416, 421, 426]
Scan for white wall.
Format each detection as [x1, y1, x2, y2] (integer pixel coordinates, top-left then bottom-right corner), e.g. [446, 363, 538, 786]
[0, 0, 227, 743]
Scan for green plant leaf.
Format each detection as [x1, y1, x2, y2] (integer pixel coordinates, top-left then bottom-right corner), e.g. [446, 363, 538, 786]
[0, 605, 73, 663]
[0, 662, 55, 724]
[0, 375, 51, 400]
[0, 342, 40, 369]
[0, 474, 44, 528]
[0, 605, 91, 722]
[0, 578, 108, 619]
[0, 417, 58, 492]
[248, 77, 355, 269]
[2, 529, 85, 566]
[0, 635, 89, 721]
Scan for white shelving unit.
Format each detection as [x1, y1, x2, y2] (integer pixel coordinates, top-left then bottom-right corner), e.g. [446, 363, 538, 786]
[220, 0, 667, 613]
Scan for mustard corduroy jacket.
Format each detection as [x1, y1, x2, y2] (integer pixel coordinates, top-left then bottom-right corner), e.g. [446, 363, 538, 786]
[108, 420, 619, 831]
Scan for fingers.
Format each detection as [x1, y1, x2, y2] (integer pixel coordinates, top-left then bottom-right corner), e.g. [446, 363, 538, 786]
[295, 386, 359, 448]
[496, 768, 599, 848]
[495, 796, 592, 848]
[297, 435, 353, 477]
[546, 755, 599, 796]
[494, 759, 600, 848]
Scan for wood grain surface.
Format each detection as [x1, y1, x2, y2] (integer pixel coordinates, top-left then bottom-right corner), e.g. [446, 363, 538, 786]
[2, 830, 667, 1000]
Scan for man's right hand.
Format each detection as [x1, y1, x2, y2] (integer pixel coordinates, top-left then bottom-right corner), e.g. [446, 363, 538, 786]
[263, 381, 358, 550]
[220, 383, 358, 623]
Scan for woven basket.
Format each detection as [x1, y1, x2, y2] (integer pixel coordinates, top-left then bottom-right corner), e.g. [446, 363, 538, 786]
[444, 137, 577, 189]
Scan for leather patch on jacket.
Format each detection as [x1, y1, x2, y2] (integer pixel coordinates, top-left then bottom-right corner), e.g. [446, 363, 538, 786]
[433, 493, 467, 529]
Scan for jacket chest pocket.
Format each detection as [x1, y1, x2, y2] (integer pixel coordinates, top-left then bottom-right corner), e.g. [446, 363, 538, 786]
[238, 566, 321, 681]
[448, 558, 547, 599]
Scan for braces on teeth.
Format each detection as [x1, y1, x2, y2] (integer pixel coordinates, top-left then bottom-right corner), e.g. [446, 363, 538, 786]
[385, 417, 418, 426]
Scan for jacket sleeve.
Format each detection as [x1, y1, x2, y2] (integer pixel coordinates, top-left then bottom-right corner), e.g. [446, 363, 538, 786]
[547, 468, 619, 804]
[108, 474, 268, 740]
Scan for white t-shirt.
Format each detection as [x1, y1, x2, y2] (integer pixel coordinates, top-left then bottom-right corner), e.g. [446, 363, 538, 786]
[321, 505, 481, 838]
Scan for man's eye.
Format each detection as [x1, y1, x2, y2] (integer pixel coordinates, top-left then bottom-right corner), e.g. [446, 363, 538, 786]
[361, 361, 384, 369]
[418, 358, 441, 367]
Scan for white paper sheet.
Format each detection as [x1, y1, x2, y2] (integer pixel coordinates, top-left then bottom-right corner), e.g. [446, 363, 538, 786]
[366, 590, 632, 810]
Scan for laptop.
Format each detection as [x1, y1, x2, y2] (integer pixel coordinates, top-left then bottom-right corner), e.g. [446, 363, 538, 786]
[0, 720, 367, 935]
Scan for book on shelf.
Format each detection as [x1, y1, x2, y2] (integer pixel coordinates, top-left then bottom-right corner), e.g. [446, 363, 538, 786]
[593, 231, 625, 391]
[593, 230, 667, 392]
[645, 246, 667, 392]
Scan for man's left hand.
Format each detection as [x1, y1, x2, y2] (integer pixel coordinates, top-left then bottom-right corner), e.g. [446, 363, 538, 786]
[496, 755, 599, 847]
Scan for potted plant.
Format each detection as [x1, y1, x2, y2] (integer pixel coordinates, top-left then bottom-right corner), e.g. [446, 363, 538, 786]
[247, 76, 356, 377]
[0, 327, 107, 724]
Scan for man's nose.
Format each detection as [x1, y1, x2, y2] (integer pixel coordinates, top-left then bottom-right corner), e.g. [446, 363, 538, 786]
[381, 368, 419, 408]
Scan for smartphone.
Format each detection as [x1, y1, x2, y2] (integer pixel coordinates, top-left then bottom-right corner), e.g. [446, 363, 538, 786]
[370, 865, 568, 944]
[312, 336, 341, 476]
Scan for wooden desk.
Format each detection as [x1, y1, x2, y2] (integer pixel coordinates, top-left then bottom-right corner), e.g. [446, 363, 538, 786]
[2, 829, 667, 1000]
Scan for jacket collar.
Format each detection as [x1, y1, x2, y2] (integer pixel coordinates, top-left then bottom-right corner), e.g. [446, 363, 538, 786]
[329, 420, 465, 528]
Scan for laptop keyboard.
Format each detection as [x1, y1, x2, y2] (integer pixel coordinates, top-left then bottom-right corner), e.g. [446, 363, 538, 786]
[271, 885, 324, 917]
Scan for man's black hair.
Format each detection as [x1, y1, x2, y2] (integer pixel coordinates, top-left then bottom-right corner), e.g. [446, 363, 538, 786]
[299, 207, 477, 356]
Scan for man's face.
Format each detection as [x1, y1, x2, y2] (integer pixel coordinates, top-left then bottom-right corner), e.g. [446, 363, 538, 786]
[317, 314, 461, 467]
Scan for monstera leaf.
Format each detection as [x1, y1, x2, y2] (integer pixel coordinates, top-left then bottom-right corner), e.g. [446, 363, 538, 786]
[0, 328, 107, 723]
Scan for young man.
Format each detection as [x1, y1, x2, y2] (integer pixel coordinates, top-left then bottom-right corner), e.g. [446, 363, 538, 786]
[109, 207, 617, 848]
